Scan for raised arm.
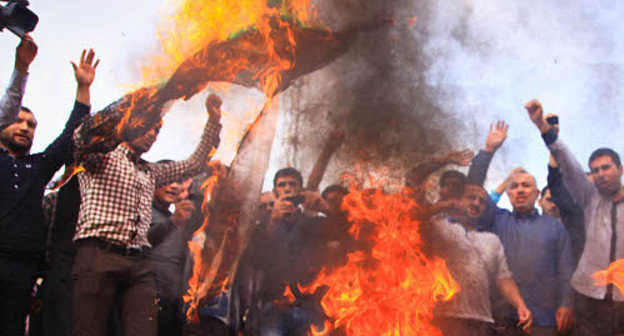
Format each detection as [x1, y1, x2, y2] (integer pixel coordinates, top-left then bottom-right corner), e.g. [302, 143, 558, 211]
[152, 94, 222, 187]
[306, 129, 344, 191]
[41, 49, 98, 181]
[406, 149, 474, 187]
[0, 35, 37, 130]
[467, 121, 508, 185]
[525, 100, 595, 206]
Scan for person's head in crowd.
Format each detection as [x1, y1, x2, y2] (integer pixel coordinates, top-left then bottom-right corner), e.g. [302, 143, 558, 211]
[457, 183, 488, 227]
[539, 186, 560, 219]
[153, 160, 192, 208]
[273, 167, 303, 198]
[506, 168, 540, 216]
[322, 184, 348, 215]
[588, 148, 623, 197]
[585, 171, 594, 184]
[0, 106, 37, 156]
[259, 192, 276, 212]
[439, 170, 466, 201]
[124, 122, 162, 155]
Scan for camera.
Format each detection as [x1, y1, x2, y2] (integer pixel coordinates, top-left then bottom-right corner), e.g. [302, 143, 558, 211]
[1, 1, 38, 38]
[285, 195, 305, 207]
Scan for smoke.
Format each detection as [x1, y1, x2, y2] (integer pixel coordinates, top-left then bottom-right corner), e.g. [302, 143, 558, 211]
[268, 0, 624, 192]
[272, 0, 466, 189]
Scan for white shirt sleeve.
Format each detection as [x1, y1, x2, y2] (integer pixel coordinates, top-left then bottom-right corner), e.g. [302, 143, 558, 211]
[0, 68, 28, 131]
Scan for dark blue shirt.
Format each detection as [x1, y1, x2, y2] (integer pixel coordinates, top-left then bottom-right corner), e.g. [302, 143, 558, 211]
[469, 150, 576, 327]
[0, 102, 89, 258]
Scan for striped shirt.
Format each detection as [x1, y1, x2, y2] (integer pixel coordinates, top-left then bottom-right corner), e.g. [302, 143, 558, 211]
[73, 121, 221, 248]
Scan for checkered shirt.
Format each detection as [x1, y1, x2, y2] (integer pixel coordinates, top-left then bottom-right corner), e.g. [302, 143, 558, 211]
[73, 121, 221, 248]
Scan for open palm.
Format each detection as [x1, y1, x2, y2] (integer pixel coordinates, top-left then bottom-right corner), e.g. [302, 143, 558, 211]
[71, 49, 99, 87]
[485, 120, 509, 152]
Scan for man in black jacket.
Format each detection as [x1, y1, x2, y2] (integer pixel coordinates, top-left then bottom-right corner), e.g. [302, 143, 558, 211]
[0, 49, 98, 336]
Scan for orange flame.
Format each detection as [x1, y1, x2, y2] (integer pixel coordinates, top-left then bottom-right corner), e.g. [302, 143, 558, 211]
[183, 148, 222, 322]
[144, 0, 317, 97]
[593, 259, 624, 296]
[301, 185, 459, 336]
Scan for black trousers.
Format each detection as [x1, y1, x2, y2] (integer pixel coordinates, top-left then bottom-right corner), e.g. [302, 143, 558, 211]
[573, 293, 624, 336]
[0, 257, 39, 336]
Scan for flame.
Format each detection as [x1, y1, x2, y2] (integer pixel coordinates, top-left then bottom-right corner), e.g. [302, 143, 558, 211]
[281, 284, 297, 304]
[301, 185, 459, 336]
[593, 259, 624, 296]
[144, 0, 317, 97]
[183, 149, 222, 322]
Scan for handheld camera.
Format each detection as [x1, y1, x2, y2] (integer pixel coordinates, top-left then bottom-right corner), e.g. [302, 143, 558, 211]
[1, 1, 38, 38]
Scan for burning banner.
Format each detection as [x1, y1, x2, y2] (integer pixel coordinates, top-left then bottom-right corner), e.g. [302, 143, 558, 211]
[73, 0, 388, 159]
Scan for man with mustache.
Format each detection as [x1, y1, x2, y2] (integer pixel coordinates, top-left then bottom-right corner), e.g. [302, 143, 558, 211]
[0, 47, 97, 335]
[467, 121, 575, 335]
[526, 100, 624, 335]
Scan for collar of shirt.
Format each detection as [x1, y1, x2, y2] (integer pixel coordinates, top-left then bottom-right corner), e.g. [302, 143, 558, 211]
[512, 208, 540, 219]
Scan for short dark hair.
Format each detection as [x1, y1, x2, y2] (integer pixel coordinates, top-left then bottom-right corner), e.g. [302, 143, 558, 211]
[461, 182, 485, 196]
[440, 170, 466, 186]
[322, 184, 348, 200]
[541, 186, 550, 197]
[273, 168, 303, 187]
[589, 148, 621, 168]
[20, 106, 32, 114]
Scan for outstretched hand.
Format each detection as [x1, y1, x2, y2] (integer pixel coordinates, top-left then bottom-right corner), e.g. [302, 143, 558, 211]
[525, 99, 550, 134]
[205, 93, 222, 123]
[484, 120, 509, 153]
[71, 49, 99, 88]
[15, 34, 38, 73]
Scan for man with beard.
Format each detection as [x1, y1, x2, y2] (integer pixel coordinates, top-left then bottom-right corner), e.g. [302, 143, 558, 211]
[526, 100, 624, 335]
[425, 183, 532, 336]
[468, 120, 575, 335]
[0, 48, 98, 336]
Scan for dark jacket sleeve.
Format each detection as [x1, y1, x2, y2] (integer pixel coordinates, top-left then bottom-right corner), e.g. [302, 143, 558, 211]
[547, 166, 578, 217]
[467, 150, 494, 185]
[40, 101, 90, 183]
[547, 165, 586, 262]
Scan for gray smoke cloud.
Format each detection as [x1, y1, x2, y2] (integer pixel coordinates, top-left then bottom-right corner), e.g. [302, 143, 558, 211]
[266, 0, 624, 193]
[270, 0, 466, 189]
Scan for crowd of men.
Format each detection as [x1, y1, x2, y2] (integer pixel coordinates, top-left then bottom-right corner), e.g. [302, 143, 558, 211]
[1, 32, 624, 336]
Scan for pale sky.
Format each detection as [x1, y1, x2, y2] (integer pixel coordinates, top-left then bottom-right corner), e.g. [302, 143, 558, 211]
[1, 0, 623, 204]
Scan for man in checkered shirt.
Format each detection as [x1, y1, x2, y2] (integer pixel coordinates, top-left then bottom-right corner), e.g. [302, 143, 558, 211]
[71, 94, 223, 336]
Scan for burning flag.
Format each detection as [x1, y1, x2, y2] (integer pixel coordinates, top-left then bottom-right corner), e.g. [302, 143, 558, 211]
[74, 0, 388, 157]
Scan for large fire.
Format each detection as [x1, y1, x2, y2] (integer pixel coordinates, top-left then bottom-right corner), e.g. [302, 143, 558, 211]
[593, 259, 624, 296]
[300, 185, 460, 336]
